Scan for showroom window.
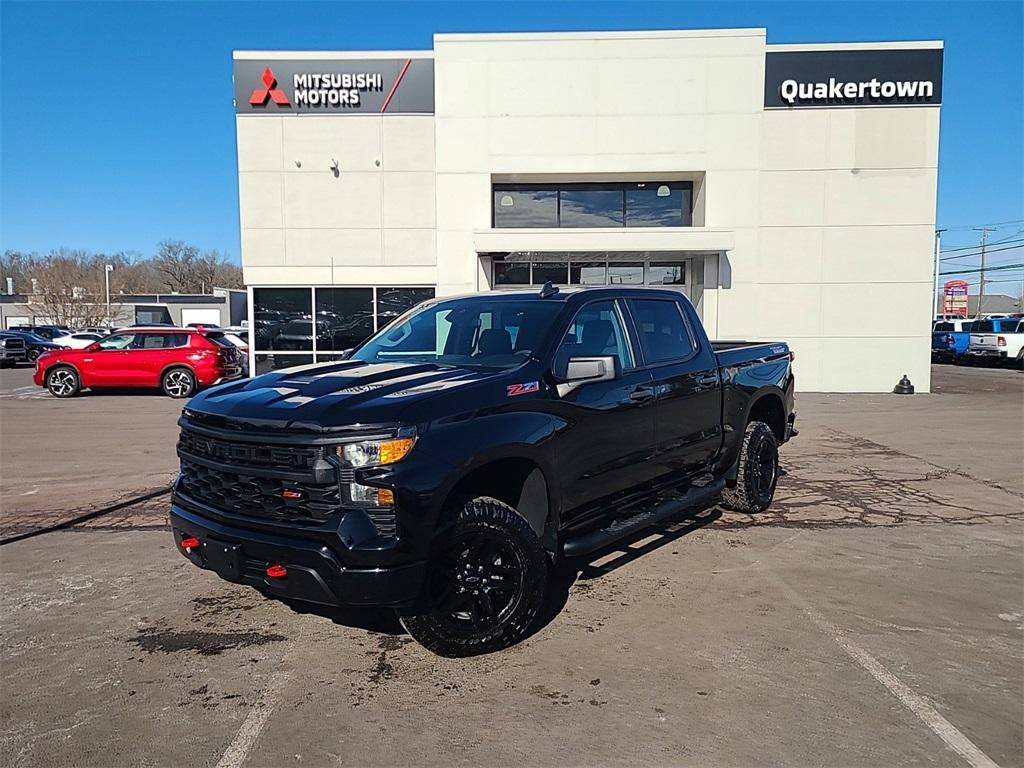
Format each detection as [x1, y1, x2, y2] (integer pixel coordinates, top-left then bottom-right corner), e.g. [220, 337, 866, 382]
[251, 286, 435, 375]
[492, 182, 693, 228]
[491, 253, 688, 289]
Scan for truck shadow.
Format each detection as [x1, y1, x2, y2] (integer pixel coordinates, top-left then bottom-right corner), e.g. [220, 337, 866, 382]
[273, 504, 723, 641]
[526, 505, 722, 641]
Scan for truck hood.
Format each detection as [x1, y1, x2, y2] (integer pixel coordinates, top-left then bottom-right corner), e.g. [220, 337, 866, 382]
[185, 360, 509, 433]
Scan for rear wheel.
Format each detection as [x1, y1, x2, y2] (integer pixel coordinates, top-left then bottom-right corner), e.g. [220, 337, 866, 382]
[399, 497, 548, 657]
[161, 367, 196, 398]
[721, 421, 779, 513]
[46, 366, 81, 398]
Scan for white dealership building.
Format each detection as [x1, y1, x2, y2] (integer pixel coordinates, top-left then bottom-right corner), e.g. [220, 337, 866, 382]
[233, 27, 943, 391]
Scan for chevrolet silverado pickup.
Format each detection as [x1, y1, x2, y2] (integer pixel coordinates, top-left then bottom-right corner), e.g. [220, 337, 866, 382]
[171, 286, 796, 656]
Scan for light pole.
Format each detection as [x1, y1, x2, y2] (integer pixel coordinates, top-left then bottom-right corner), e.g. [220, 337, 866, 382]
[932, 228, 946, 318]
[104, 264, 114, 325]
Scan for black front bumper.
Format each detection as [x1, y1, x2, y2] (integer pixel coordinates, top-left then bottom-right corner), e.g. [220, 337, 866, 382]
[170, 504, 426, 608]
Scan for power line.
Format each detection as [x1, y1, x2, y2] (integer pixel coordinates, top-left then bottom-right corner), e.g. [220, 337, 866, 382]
[939, 218, 1024, 232]
[939, 261, 1024, 276]
[940, 237, 1024, 254]
[939, 243, 1023, 262]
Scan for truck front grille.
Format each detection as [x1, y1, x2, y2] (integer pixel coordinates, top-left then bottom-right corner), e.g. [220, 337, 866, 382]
[177, 459, 339, 524]
[178, 429, 320, 470]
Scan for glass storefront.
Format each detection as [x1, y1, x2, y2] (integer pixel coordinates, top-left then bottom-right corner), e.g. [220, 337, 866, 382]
[250, 286, 435, 373]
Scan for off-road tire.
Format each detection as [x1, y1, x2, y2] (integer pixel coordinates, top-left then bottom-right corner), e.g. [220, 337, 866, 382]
[161, 367, 197, 399]
[46, 365, 81, 398]
[721, 421, 779, 513]
[399, 497, 548, 657]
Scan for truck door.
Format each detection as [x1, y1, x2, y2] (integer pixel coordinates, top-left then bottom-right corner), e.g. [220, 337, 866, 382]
[553, 299, 660, 521]
[626, 297, 723, 479]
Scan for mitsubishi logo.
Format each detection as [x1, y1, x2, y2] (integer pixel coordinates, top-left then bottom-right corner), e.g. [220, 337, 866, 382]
[249, 67, 289, 106]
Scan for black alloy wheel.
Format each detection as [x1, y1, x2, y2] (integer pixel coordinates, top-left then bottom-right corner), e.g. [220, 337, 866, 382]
[400, 497, 548, 657]
[720, 420, 779, 514]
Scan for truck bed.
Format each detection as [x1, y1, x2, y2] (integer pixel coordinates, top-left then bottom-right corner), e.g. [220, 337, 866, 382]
[711, 340, 790, 368]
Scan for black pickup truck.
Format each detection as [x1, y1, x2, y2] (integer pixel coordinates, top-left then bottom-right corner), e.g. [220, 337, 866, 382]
[171, 286, 796, 656]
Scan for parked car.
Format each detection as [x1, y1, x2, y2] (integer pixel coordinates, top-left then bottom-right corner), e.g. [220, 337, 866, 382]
[0, 334, 28, 367]
[12, 325, 71, 341]
[0, 330, 66, 362]
[76, 327, 114, 336]
[58, 332, 105, 350]
[967, 317, 1024, 367]
[33, 327, 246, 399]
[931, 318, 975, 363]
[170, 286, 796, 656]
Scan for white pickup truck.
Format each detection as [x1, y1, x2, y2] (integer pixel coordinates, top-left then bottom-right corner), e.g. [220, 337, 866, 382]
[968, 317, 1024, 367]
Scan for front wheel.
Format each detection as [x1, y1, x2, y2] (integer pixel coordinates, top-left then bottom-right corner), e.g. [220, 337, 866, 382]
[161, 367, 196, 398]
[46, 366, 81, 398]
[721, 421, 779, 513]
[399, 497, 548, 657]
[27, 348, 42, 363]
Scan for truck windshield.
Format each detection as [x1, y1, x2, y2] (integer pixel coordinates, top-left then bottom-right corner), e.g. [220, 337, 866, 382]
[352, 299, 562, 369]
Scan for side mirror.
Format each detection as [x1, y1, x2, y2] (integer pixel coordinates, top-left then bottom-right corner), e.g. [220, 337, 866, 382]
[339, 348, 354, 359]
[85, 342, 101, 352]
[556, 355, 616, 397]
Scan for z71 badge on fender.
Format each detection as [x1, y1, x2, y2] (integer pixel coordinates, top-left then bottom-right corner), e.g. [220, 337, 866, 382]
[507, 381, 540, 397]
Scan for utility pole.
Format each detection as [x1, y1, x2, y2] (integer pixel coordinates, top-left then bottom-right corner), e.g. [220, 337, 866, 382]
[973, 227, 990, 317]
[932, 228, 946, 318]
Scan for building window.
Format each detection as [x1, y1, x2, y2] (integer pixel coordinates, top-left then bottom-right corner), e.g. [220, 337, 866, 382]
[249, 286, 435, 373]
[625, 183, 692, 227]
[559, 187, 624, 227]
[134, 305, 173, 325]
[315, 288, 373, 352]
[492, 182, 693, 228]
[491, 187, 558, 227]
[491, 252, 691, 289]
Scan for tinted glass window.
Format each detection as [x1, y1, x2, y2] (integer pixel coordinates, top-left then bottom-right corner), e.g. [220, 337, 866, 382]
[647, 263, 686, 285]
[974, 321, 995, 332]
[134, 306, 173, 326]
[132, 333, 188, 349]
[608, 263, 644, 285]
[354, 300, 561, 370]
[532, 262, 569, 285]
[559, 189, 624, 227]
[624, 183, 692, 227]
[933, 322, 953, 332]
[315, 287, 374, 351]
[376, 287, 435, 330]
[556, 300, 633, 376]
[98, 333, 136, 350]
[570, 260, 607, 285]
[255, 354, 313, 375]
[253, 288, 311, 352]
[494, 261, 530, 285]
[493, 187, 558, 227]
[631, 299, 694, 363]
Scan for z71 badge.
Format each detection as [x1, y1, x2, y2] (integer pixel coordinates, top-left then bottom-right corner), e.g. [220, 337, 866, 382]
[507, 381, 540, 397]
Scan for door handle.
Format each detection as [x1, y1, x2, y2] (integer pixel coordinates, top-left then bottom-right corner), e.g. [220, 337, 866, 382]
[628, 386, 656, 402]
[696, 374, 719, 388]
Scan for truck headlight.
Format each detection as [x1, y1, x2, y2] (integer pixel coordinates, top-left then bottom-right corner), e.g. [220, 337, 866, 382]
[337, 429, 417, 467]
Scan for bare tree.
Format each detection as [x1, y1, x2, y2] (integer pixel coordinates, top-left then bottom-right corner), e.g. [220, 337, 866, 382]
[25, 249, 126, 327]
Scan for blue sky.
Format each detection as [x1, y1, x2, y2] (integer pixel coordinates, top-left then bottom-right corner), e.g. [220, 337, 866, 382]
[2, 1, 1022, 292]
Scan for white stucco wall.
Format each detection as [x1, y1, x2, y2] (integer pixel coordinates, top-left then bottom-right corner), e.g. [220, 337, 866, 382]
[234, 30, 941, 392]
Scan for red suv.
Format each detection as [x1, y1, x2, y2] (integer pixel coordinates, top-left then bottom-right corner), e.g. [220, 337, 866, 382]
[34, 327, 245, 399]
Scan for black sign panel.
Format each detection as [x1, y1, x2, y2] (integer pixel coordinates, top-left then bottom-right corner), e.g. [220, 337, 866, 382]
[234, 58, 434, 114]
[764, 48, 943, 108]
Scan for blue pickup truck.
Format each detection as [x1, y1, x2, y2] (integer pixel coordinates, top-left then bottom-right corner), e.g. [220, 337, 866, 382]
[931, 319, 974, 363]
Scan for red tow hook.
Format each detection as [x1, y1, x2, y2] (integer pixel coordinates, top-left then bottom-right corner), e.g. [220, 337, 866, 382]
[181, 536, 200, 552]
[266, 564, 288, 579]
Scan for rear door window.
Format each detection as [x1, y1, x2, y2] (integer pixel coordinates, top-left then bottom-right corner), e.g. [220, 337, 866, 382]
[629, 299, 695, 364]
[132, 333, 188, 349]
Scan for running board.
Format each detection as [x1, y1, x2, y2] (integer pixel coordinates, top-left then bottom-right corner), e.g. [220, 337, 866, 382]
[561, 478, 726, 558]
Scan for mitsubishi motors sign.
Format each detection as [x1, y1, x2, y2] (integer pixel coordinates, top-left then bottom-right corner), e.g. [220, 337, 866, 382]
[233, 57, 434, 114]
